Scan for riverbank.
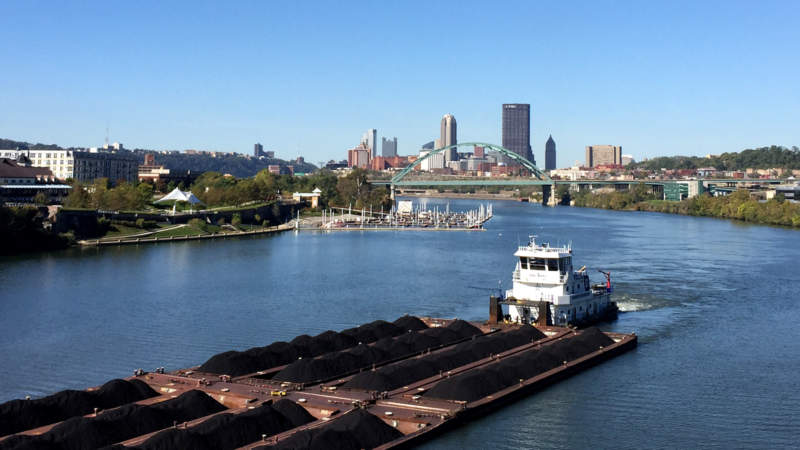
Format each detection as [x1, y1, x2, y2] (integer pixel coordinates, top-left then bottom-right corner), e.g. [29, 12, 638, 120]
[78, 223, 295, 246]
[571, 189, 800, 228]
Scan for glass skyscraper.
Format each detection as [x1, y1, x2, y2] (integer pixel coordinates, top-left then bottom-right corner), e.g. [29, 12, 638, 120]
[440, 114, 457, 163]
[545, 135, 556, 170]
[502, 104, 534, 165]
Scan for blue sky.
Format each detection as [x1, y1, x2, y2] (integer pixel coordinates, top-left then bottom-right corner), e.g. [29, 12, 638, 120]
[1, 1, 798, 167]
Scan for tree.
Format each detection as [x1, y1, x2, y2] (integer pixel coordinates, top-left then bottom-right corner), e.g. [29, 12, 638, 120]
[64, 181, 90, 208]
[90, 178, 111, 209]
[0, 205, 69, 253]
[137, 182, 154, 204]
[33, 191, 48, 205]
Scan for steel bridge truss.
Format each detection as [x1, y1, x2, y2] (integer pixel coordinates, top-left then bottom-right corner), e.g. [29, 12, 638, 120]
[390, 142, 551, 184]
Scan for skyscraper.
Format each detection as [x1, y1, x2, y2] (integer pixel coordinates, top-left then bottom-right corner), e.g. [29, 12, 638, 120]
[545, 135, 556, 170]
[254, 143, 263, 157]
[381, 137, 398, 157]
[440, 114, 457, 163]
[360, 129, 377, 159]
[502, 104, 534, 165]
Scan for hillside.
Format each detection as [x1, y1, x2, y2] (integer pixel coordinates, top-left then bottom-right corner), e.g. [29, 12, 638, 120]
[136, 151, 317, 177]
[631, 145, 800, 171]
[0, 138, 63, 150]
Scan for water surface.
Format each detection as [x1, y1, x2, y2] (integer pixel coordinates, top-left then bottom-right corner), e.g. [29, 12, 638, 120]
[1, 199, 798, 449]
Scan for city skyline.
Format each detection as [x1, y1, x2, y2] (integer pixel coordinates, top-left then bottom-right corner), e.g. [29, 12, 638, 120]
[1, 2, 798, 168]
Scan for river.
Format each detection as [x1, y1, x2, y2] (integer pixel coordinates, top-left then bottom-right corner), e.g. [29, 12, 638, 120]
[1, 198, 798, 449]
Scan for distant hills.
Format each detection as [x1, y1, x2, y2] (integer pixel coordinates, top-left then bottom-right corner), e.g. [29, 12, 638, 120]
[0, 138, 63, 150]
[630, 145, 800, 171]
[138, 150, 318, 178]
[0, 138, 317, 178]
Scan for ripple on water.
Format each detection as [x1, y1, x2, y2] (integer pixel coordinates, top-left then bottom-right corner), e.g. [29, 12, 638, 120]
[2, 199, 800, 449]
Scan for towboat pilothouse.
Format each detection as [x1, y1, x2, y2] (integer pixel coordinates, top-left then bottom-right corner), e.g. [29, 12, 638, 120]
[496, 236, 618, 327]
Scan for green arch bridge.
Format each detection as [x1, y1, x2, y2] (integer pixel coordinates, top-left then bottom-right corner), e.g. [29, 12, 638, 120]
[367, 142, 785, 204]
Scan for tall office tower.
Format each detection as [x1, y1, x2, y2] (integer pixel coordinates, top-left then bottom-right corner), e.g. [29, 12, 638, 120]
[545, 135, 556, 170]
[502, 104, 534, 165]
[381, 137, 398, 157]
[254, 143, 263, 157]
[585, 145, 622, 167]
[360, 129, 377, 159]
[440, 114, 457, 163]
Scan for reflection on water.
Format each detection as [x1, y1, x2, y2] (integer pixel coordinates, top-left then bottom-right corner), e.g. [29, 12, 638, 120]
[1, 198, 798, 448]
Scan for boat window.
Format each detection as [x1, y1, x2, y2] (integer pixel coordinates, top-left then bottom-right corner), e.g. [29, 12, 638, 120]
[547, 259, 559, 271]
[529, 258, 546, 270]
[519, 257, 528, 269]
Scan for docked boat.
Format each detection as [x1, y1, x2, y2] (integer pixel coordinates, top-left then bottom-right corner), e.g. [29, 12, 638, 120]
[493, 235, 618, 327]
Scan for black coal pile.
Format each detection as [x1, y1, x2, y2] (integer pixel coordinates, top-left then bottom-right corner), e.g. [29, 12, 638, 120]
[0, 390, 225, 450]
[198, 317, 422, 377]
[344, 325, 545, 392]
[0, 379, 157, 437]
[271, 399, 317, 428]
[392, 315, 428, 332]
[273, 320, 480, 383]
[424, 327, 614, 402]
[254, 409, 403, 450]
[128, 399, 314, 450]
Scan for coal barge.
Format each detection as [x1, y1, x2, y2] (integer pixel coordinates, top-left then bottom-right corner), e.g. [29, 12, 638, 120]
[0, 316, 636, 450]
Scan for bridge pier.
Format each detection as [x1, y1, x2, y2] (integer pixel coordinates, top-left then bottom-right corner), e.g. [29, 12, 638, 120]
[548, 184, 560, 206]
[542, 184, 560, 206]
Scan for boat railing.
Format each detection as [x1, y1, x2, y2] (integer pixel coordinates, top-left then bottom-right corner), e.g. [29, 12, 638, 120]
[517, 245, 570, 253]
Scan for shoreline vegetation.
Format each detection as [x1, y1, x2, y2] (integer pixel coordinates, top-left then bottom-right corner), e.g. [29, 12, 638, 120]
[1, 168, 391, 255]
[570, 188, 800, 229]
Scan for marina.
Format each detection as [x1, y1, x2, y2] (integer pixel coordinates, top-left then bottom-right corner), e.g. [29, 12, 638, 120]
[304, 200, 493, 231]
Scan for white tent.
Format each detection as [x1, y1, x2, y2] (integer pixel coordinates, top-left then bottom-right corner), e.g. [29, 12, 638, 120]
[156, 188, 203, 214]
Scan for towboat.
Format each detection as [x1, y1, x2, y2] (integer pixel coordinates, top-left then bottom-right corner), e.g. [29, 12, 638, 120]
[495, 235, 618, 327]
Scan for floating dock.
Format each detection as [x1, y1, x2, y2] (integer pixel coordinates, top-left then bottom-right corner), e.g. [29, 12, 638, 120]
[304, 201, 493, 231]
[0, 317, 635, 450]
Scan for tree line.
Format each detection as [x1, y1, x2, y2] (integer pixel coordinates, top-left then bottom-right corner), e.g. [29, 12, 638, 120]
[64, 179, 154, 211]
[630, 146, 800, 171]
[191, 168, 390, 210]
[136, 151, 318, 178]
[62, 168, 391, 212]
[0, 206, 70, 254]
[572, 188, 800, 228]
[0, 138, 63, 150]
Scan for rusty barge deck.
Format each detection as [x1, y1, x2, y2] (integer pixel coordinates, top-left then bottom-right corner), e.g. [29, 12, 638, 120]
[0, 317, 636, 450]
